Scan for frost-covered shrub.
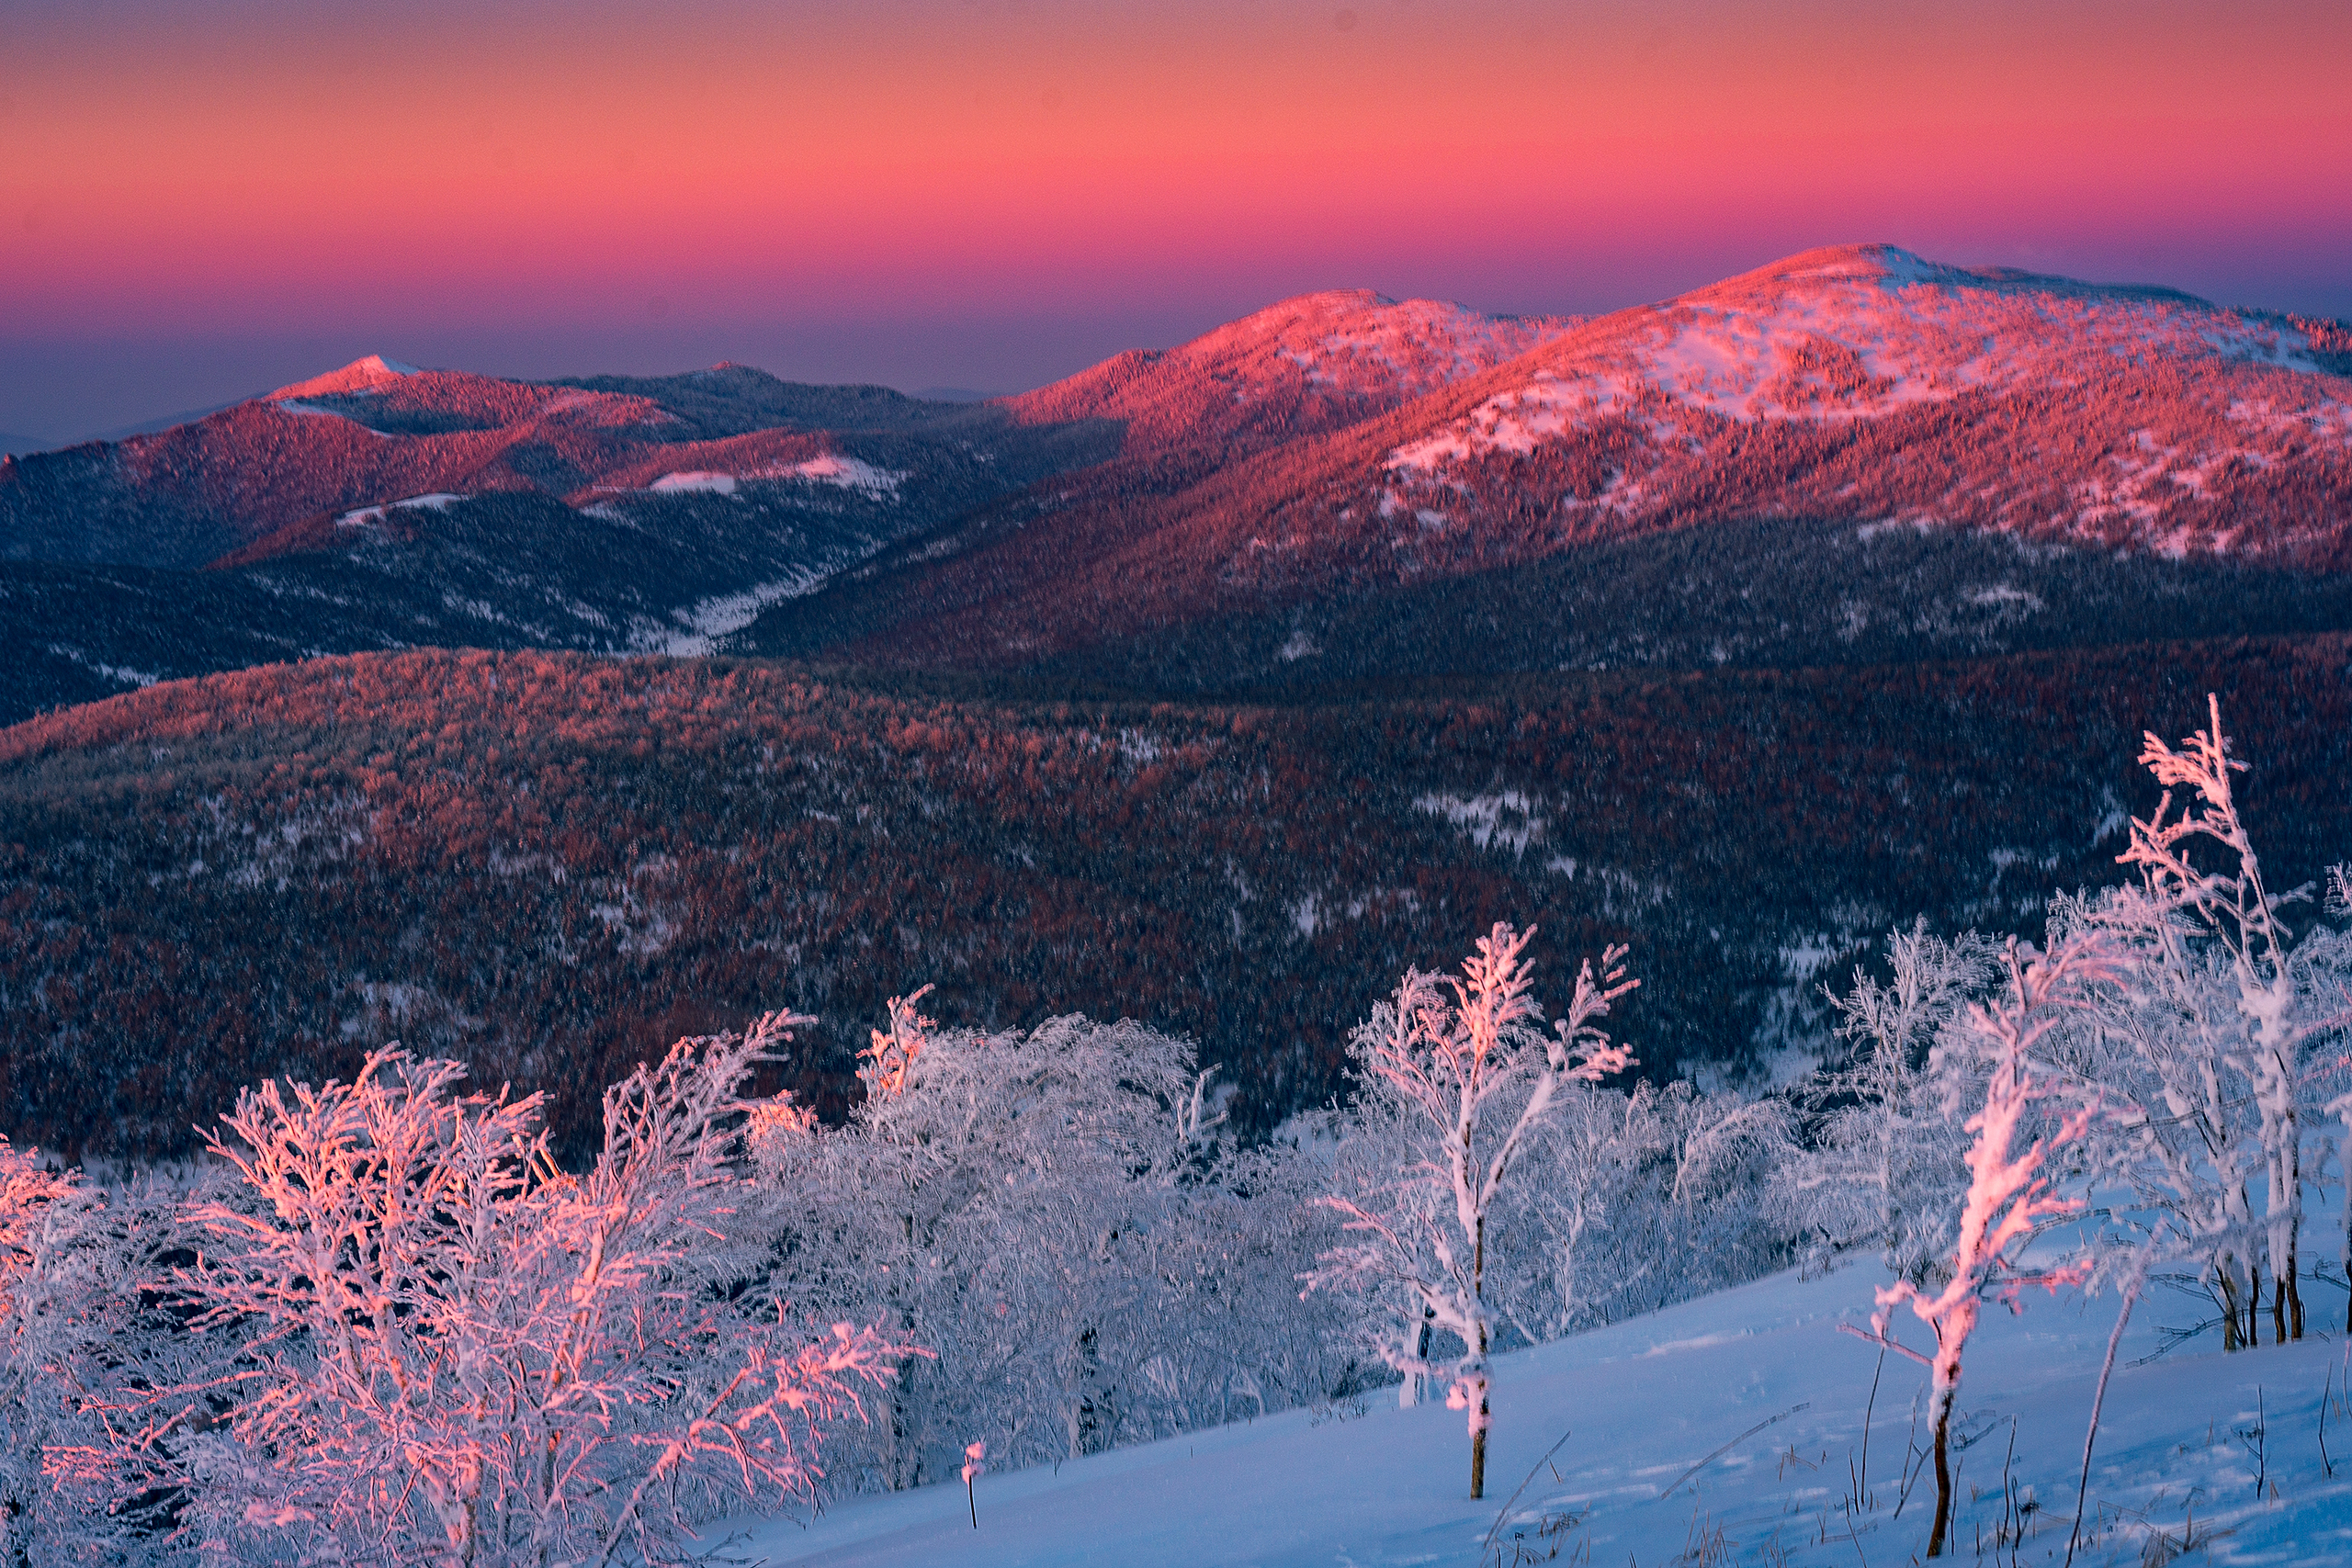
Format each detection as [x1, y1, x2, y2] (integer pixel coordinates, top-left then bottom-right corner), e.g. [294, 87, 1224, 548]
[53, 1019, 911, 1568]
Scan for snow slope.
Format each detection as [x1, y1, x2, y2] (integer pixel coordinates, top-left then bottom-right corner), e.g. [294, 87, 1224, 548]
[744, 1257, 2352, 1566]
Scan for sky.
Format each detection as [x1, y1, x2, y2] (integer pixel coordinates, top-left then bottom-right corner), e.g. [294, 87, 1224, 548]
[3, 0, 2348, 443]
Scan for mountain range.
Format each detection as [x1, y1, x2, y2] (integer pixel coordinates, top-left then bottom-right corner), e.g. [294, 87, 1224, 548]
[4, 243, 2350, 1158]
[736, 244, 2352, 682]
[0, 291, 1575, 722]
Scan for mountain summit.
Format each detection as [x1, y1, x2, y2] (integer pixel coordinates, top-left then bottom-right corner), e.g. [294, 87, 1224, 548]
[1001, 289, 1577, 457]
[268, 354, 424, 401]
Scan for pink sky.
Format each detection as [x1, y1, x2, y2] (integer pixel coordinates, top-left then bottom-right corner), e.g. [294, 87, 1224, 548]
[3, 0, 2347, 440]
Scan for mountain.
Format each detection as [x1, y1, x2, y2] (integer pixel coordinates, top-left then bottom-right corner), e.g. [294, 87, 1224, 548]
[997, 289, 1574, 458]
[7, 249, 2352, 1165]
[0, 357, 1133, 722]
[0, 355, 1084, 571]
[733, 245, 2352, 681]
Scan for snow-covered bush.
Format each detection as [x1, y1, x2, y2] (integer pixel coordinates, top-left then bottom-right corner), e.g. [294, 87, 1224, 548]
[0, 1140, 96, 1563]
[59, 1018, 911, 1568]
[0, 1147, 246, 1567]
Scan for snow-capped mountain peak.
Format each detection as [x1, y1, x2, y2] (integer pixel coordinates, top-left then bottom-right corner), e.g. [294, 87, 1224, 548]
[1374, 243, 2350, 562]
[267, 355, 424, 402]
[1002, 288, 1577, 456]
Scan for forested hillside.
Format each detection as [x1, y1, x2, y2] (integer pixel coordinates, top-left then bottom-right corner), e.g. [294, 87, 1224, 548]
[6, 635, 2347, 1162]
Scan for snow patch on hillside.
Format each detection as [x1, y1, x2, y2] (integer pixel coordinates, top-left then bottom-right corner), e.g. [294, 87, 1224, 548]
[640, 456, 907, 501]
[635, 568, 836, 656]
[649, 471, 741, 496]
[336, 493, 468, 526]
[1414, 790, 1546, 855]
[44, 644, 158, 689]
[783, 453, 906, 497]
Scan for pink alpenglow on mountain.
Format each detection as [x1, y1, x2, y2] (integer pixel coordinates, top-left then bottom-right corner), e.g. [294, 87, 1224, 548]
[1373, 243, 2352, 569]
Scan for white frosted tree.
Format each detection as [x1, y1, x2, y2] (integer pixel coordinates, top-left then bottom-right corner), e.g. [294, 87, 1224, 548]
[1308, 922, 1636, 1499]
[1846, 933, 2115, 1559]
[1783, 922, 1994, 1283]
[753, 998, 1308, 1486]
[71, 1017, 913, 1568]
[2104, 694, 2343, 1343]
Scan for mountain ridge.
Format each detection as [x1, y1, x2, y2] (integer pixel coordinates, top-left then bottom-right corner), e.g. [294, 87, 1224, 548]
[729, 243, 2352, 675]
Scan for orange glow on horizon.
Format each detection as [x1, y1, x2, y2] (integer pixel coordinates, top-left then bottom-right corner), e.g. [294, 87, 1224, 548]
[3, 1, 2347, 361]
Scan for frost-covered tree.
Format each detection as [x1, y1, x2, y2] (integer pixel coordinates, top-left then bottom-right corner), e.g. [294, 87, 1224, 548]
[2099, 696, 2346, 1343]
[1474, 1078, 1792, 1349]
[1849, 934, 2115, 1559]
[0, 1139, 90, 1563]
[68, 1018, 911, 1568]
[755, 1002, 1353, 1488]
[1784, 923, 1994, 1284]
[1309, 923, 1636, 1499]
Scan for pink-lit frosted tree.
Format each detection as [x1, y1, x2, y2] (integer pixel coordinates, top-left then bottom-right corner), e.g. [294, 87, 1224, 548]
[1845, 933, 2117, 1558]
[72, 1014, 913, 1568]
[1309, 922, 1636, 1499]
[2112, 694, 2328, 1343]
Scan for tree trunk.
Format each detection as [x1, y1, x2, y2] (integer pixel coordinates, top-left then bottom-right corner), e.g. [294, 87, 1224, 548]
[2280, 1201, 2304, 1342]
[1927, 1381, 1956, 1558]
[2281, 1133, 2304, 1341]
[1402, 1303, 1435, 1408]
[2218, 1261, 2243, 1353]
[1470, 1213, 1487, 1500]
[2246, 1259, 2263, 1349]
[2342, 1152, 2352, 1333]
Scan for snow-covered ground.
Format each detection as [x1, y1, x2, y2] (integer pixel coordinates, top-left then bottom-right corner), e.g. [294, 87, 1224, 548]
[744, 1258, 2352, 1566]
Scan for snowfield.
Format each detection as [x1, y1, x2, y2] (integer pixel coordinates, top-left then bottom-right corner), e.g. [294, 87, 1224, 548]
[748, 1258, 2352, 1567]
